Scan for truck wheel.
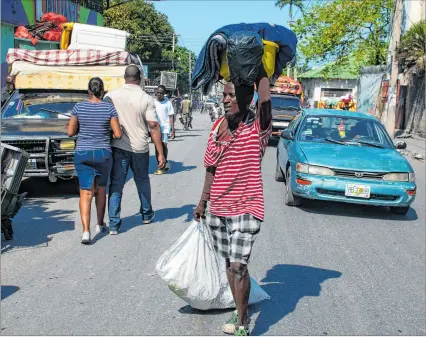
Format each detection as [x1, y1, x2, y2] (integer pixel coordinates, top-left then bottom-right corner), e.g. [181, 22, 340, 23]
[1, 219, 14, 240]
[275, 159, 284, 182]
[390, 206, 409, 215]
[74, 178, 81, 194]
[284, 167, 301, 206]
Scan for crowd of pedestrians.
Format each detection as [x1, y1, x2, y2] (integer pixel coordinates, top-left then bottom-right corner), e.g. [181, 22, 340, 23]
[68, 63, 272, 336]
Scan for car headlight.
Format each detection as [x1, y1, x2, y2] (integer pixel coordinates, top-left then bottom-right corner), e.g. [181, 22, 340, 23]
[59, 139, 75, 150]
[409, 173, 416, 182]
[296, 163, 309, 174]
[383, 173, 409, 181]
[296, 163, 335, 176]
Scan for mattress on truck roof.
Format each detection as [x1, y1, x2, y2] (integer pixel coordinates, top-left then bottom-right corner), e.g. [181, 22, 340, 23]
[11, 61, 127, 91]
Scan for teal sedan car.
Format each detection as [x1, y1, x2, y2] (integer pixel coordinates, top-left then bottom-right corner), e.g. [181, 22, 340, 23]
[275, 109, 416, 215]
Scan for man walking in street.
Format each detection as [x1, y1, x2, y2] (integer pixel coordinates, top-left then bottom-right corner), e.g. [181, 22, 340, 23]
[105, 65, 165, 234]
[154, 85, 174, 175]
[194, 66, 272, 336]
[180, 94, 192, 130]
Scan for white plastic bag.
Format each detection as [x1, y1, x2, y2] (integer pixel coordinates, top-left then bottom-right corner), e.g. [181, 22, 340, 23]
[156, 220, 270, 310]
[156, 220, 222, 310]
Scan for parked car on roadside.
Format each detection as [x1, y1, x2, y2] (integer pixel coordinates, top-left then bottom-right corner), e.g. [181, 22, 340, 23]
[1, 89, 84, 185]
[275, 109, 416, 215]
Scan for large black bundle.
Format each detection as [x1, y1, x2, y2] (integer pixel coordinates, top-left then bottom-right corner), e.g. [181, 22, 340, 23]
[227, 31, 264, 87]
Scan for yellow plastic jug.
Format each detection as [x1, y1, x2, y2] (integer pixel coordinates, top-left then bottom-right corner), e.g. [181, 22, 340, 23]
[60, 22, 74, 50]
[219, 39, 278, 81]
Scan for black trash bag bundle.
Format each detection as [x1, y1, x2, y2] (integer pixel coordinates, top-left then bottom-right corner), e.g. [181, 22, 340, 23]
[192, 23, 297, 95]
[226, 31, 264, 87]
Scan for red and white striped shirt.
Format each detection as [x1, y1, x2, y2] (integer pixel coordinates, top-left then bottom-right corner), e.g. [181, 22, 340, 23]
[204, 115, 272, 221]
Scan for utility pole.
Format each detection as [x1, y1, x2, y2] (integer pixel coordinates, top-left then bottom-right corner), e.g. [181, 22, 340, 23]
[172, 34, 176, 71]
[188, 51, 192, 99]
[384, 0, 403, 137]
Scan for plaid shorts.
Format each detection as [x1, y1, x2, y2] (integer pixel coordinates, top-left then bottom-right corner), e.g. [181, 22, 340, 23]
[206, 213, 261, 265]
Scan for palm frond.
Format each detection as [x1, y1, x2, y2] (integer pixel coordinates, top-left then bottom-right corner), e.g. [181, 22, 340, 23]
[396, 20, 426, 71]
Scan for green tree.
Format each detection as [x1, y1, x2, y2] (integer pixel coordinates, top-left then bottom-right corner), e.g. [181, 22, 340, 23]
[397, 20, 426, 72]
[275, 0, 304, 23]
[104, 0, 198, 93]
[291, 0, 394, 74]
[104, 0, 174, 61]
[162, 45, 196, 94]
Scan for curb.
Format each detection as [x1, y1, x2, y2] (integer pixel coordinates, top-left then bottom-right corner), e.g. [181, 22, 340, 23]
[398, 149, 425, 162]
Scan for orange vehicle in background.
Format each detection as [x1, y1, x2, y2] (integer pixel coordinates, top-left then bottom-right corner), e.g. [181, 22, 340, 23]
[269, 75, 304, 137]
[271, 75, 304, 102]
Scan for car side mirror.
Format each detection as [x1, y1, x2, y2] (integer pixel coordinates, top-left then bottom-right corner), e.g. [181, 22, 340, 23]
[281, 130, 294, 140]
[395, 141, 407, 149]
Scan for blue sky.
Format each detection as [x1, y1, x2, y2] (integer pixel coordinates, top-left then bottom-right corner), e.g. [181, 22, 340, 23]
[154, 0, 298, 56]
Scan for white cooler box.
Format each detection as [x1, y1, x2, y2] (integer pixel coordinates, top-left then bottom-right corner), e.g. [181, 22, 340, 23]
[68, 23, 130, 51]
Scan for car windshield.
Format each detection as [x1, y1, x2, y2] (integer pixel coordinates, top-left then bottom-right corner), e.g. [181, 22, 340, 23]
[271, 96, 301, 110]
[298, 115, 394, 149]
[2, 91, 88, 119]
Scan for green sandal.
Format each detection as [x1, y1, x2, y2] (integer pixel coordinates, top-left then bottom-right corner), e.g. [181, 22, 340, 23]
[222, 311, 251, 335]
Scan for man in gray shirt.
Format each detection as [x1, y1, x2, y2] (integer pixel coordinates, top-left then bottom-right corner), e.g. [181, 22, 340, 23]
[106, 65, 165, 234]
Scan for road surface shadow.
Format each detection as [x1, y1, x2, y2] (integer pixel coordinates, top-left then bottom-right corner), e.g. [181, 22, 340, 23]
[173, 133, 202, 139]
[250, 264, 342, 335]
[148, 156, 196, 175]
[1, 286, 20, 300]
[1, 199, 74, 253]
[18, 177, 78, 199]
[298, 199, 418, 221]
[108, 204, 195, 235]
[178, 304, 235, 316]
[268, 138, 280, 147]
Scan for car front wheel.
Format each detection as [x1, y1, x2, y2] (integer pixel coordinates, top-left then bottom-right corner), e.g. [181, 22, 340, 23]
[390, 206, 410, 215]
[284, 167, 301, 206]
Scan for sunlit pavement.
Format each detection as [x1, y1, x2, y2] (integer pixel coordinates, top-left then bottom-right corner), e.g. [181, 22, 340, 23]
[1, 111, 425, 335]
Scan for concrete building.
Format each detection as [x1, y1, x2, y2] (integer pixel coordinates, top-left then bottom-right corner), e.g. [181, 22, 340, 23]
[383, 0, 425, 137]
[298, 61, 358, 108]
[1, 0, 105, 86]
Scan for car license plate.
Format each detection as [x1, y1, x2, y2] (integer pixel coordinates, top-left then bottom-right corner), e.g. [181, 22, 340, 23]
[345, 184, 371, 198]
[272, 121, 289, 128]
[26, 159, 37, 170]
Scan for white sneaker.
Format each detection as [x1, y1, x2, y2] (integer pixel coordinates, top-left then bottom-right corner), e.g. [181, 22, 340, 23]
[95, 223, 106, 234]
[81, 232, 91, 244]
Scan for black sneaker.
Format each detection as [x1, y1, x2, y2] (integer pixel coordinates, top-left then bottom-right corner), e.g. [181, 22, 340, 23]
[143, 211, 155, 224]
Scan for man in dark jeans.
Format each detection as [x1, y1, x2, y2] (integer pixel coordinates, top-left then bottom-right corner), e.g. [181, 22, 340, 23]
[105, 66, 165, 235]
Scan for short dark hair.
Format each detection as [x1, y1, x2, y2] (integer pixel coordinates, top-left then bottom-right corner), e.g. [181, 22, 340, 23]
[88, 77, 104, 99]
[124, 65, 141, 81]
[157, 85, 166, 92]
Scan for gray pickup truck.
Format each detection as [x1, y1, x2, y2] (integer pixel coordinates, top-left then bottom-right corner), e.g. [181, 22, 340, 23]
[1, 89, 86, 183]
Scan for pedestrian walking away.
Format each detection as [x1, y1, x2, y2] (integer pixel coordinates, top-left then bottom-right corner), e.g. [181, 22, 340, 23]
[154, 85, 174, 175]
[105, 65, 166, 235]
[180, 94, 192, 130]
[194, 66, 272, 336]
[66, 77, 122, 244]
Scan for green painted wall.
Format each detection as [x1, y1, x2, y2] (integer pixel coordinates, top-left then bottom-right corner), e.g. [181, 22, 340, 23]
[78, 6, 90, 24]
[21, 0, 35, 25]
[1, 23, 15, 61]
[97, 13, 104, 27]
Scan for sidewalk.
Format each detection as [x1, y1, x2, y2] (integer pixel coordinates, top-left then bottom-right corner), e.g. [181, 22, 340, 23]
[396, 135, 425, 161]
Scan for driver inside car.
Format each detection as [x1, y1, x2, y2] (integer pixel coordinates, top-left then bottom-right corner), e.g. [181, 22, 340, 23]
[348, 121, 370, 140]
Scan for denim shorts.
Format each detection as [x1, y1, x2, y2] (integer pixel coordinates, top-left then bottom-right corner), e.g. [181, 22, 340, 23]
[162, 133, 168, 143]
[74, 149, 112, 190]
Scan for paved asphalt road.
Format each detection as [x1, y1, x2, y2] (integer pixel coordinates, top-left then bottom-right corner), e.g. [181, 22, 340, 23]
[1, 111, 425, 336]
